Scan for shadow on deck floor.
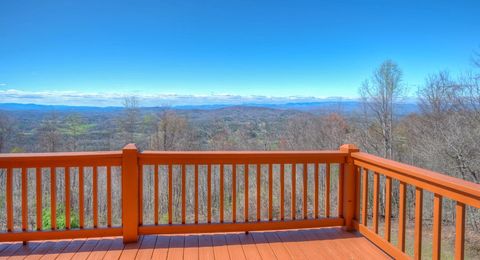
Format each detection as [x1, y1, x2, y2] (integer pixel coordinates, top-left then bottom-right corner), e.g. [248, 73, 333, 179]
[0, 227, 391, 259]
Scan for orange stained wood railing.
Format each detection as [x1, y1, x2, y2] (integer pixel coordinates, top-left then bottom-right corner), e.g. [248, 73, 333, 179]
[351, 151, 480, 260]
[0, 144, 479, 260]
[136, 148, 347, 236]
[0, 150, 124, 242]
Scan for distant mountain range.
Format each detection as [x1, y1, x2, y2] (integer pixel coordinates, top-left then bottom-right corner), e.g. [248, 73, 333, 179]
[0, 101, 419, 116]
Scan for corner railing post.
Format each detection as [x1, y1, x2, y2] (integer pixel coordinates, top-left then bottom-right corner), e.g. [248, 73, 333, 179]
[339, 144, 360, 231]
[122, 143, 139, 243]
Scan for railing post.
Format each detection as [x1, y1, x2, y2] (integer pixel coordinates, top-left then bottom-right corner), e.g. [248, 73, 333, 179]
[339, 144, 360, 231]
[122, 143, 139, 243]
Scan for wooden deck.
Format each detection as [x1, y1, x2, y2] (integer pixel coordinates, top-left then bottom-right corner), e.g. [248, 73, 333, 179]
[0, 227, 390, 260]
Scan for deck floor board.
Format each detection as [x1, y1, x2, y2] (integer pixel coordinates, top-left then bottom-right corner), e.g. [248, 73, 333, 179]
[0, 227, 391, 259]
[250, 232, 280, 260]
[211, 234, 230, 260]
[237, 233, 262, 260]
[151, 236, 169, 260]
[225, 233, 246, 260]
[197, 235, 214, 260]
[166, 235, 184, 260]
[183, 235, 199, 260]
[262, 231, 293, 260]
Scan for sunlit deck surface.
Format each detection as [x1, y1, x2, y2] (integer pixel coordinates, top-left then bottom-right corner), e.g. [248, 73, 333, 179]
[0, 227, 389, 260]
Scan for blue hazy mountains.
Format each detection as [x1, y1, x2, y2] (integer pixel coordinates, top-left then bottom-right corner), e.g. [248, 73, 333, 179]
[0, 100, 418, 116]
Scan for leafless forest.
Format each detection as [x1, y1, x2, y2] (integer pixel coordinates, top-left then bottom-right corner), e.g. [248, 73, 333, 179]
[1, 57, 480, 258]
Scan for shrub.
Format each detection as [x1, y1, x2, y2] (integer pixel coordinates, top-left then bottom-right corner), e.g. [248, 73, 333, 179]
[41, 205, 80, 229]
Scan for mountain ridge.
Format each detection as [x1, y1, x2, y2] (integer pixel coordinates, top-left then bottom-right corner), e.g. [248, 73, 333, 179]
[0, 101, 418, 115]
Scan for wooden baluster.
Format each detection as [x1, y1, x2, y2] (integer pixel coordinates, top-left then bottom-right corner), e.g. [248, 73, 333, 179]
[168, 164, 173, 225]
[414, 187, 423, 260]
[384, 176, 392, 242]
[292, 164, 296, 220]
[303, 163, 307, 219]
[232, 164, 236, 223]
[372, 172, 379, 233]
[6, 167, 13, 232]
[280, 164, 285, 221]
[325, 163, 331, 218]
[207, 164, 212, 224]
[154, 165, 159, 225]
[65, 167, 71, 229]
[268, 163, 273, 221]
[432, 193, 442, 260]
[194, 164, 199, 224]
[256, 164, 261, 222]
[361, 168, 368, 226]
[338, 163, 344, 217]
[355, 166, 361, 222]
[107, 166, 112, 227]
[182, 164, 186, 224]
[22, 167, 28, 232]
[93, 166, 98, 228]
[314, 163, 319, 219]
[398, 181, 406, 251]
[50, 167, 56, 230]
[79, 167, 84, 229]
[36, 167, 42, 230]
[244, 164, 249, 222]
[220, 164, 224, 223]
[455, 202, 465, 260]
[138, 165, 143, 226]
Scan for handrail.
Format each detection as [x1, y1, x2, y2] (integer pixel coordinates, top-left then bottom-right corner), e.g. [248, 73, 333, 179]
[0, 151, 122, 159]
[0, 151, 122, 167]
[352, 152, 480, 206]
[139, 150, 346, 164]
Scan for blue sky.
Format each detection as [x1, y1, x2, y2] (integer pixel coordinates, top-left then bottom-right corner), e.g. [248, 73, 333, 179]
[1, 0, 480, 105]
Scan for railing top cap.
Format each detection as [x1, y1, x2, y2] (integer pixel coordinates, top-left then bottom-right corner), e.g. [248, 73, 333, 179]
[141, 150, 344, 154]
[339, 144, 360, 152]
[122, 143, 138, 150]
[0, 151, 122, 158]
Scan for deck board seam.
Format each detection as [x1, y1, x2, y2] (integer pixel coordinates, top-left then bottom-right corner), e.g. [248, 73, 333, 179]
[54, 239, 87, 260]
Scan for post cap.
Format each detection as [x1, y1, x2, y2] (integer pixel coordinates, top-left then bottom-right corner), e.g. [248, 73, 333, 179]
[339, 144, 360, 153]
[123, 143, 138, 151]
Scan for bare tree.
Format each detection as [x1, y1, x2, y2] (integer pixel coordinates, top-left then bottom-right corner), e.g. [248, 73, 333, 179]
[37, 112, 62, 152]
[0, 111, 13, 153]
[418, 71, 457, 118]
[405, 70, 480, 230]
[359, 60, 406, 159]
[458, 52, 480, 123]
[118, 96, 140, 144]
[150, 110, 190, 151]
[283, 114, 317, 150]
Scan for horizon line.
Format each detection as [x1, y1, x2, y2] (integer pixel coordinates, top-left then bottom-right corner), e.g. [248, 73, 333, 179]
[0, 88, 417, 107]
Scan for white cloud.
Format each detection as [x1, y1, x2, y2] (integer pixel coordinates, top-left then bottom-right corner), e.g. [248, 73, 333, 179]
[0, 89, 358, 107]
[0, 83, 7, 86]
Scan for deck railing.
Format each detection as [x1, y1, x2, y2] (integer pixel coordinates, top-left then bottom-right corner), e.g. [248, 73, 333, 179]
[0, 144, 479, 260]
[0, 150, 123, 241]
[352, 152, 480, 260]
[136, 147, 347, 238]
